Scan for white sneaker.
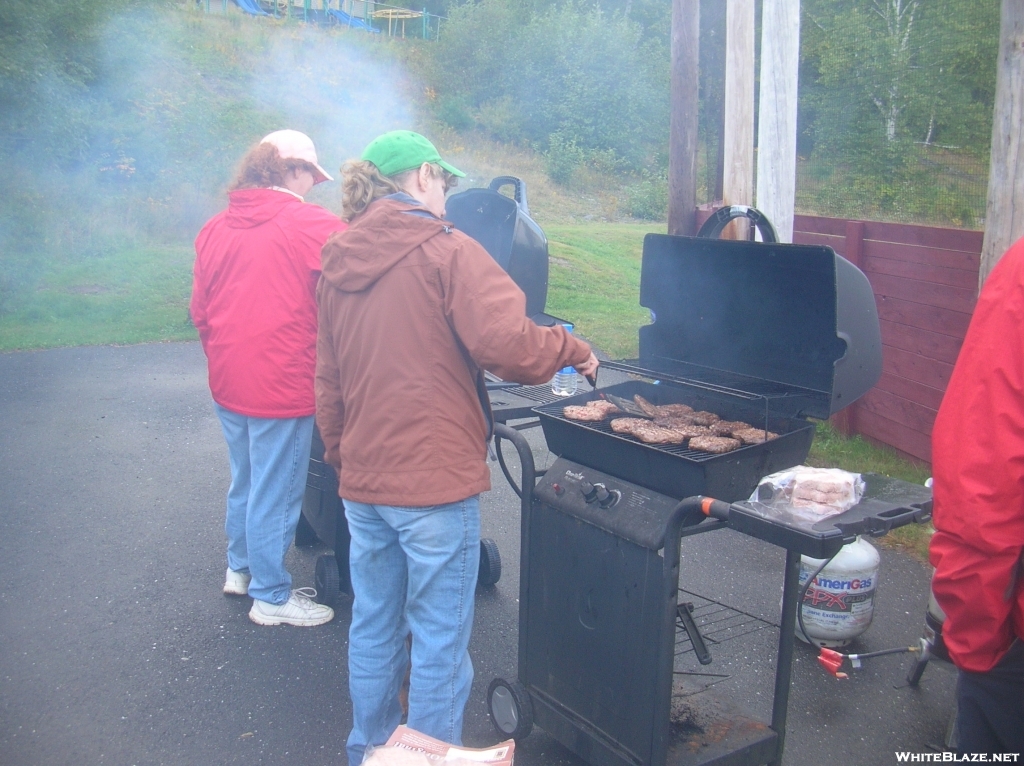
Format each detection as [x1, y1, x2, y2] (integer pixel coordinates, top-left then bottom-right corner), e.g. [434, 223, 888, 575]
[249, 588, 335, 627]
[224, 568, 252, 596]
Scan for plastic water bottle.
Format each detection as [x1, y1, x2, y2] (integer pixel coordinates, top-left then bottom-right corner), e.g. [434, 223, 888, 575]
[551, 324, 579, 397]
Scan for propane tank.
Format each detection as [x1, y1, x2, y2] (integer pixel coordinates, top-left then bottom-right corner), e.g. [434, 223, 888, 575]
[796, 537, 880, 647]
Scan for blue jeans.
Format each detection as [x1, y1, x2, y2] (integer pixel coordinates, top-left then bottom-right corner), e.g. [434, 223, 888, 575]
[214, 403, 314, 605]
[344, 496, 480, 765]
[956, 638, 1024, 755]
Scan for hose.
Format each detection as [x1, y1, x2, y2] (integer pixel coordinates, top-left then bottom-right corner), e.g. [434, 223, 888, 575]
[494, 434, 522, 499]
[796, 551, 839, 649]
[848, 646, 918, 660]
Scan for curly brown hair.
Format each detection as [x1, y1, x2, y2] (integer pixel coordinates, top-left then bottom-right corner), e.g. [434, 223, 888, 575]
[340, 160, 458, 222]
[340, 160, 407, 221]
[228, 142, 320, 191]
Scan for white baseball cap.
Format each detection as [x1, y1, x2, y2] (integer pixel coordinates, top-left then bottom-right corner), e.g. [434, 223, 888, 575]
[260, 129, 333, 183]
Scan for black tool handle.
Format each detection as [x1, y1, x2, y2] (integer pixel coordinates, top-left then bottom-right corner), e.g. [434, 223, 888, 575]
[677, 602, 713, 665]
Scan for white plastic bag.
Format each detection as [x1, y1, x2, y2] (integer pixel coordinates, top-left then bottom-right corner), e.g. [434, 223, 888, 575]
[750, 466, 865, 523]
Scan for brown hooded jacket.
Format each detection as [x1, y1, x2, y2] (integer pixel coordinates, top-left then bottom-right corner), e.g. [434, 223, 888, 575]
[315, 196, 591, 507]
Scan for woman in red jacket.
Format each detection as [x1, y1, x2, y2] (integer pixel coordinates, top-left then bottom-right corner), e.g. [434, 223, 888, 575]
[931, 236, 1024, 755]
[191, 130, 345, 627]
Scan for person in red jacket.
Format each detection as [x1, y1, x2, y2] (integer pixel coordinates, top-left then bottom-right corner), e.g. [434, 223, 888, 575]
[931, 236, 1024, 756]
[315, 131, 598, 763]
[191, 129, 345, 627]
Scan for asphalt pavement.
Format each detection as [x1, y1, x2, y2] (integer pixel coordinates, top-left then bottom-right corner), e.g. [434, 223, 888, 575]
[0, 342, 957, 766]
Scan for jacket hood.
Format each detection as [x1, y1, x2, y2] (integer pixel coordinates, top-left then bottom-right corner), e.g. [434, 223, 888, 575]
[224, 188, 300, 228]
[321, 196, 450, 293]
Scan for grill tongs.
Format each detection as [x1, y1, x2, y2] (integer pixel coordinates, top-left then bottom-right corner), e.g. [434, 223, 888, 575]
[598, 391, 650, 418]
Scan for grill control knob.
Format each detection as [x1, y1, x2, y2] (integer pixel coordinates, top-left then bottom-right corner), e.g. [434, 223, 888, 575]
[598, 488, 621, 509]
[594, 483, 611, 505]
[580, 481, 599, 503]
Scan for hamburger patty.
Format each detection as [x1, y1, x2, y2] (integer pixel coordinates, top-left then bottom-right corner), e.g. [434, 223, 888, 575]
[687, 410, 721, 426]
[709, 420, 752, 436]
[653, 418, 710, 438]
[633, 394, 694, 419]
[688, 435, 742, 454]
[563, 399, 622, 421]
[610, 417, 688, 445]
[564, 405, 608, 422]
[733, 427, 778, 445]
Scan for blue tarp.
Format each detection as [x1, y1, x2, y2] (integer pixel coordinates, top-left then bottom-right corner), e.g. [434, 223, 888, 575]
[327, 8, 379, 32]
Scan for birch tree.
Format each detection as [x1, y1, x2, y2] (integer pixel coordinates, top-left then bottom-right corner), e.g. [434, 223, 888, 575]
[873, 0, 920, 142]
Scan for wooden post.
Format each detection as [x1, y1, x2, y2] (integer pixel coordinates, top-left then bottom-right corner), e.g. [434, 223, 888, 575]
[722, 0, 755, 239]
[668, 0, 700, 236]
[844, 220, 866, 270]
[980, 0, 1024, 287]
[756, 0, 801, 243]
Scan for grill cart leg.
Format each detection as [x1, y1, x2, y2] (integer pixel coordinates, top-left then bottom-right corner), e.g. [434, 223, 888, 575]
[768, 549, 803, 766]
[905, 651, 931, 687]
[490, 424, 538, 742]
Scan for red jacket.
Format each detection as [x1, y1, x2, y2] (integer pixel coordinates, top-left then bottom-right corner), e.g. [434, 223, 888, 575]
[930, 236, 1024, 673]
[191, 188, 345, 418]
[315, 196, 591, 506]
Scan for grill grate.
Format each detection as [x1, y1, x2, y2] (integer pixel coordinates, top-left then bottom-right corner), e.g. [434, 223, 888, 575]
[674, 588, 777, 660]
[506, 384, 564, 405]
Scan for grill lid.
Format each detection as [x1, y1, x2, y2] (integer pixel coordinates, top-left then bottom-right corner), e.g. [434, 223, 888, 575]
[636, 234, 881, 420]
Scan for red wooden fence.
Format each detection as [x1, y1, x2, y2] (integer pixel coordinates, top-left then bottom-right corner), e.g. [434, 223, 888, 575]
[792, 216, 981, 464]
[694, 207, 983, 464]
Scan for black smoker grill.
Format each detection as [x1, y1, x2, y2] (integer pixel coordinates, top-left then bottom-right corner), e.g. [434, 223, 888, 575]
[447, 175, 569, 420]
[446, 176, 549, 322]
[486, 234, 933, 766]
[299, 177, 564, 602]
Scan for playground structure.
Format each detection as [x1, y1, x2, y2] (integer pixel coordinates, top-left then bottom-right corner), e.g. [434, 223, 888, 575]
[200, 0, 443, 39]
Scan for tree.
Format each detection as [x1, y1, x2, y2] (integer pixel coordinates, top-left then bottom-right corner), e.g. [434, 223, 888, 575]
[802, 0, 997, 153]
[0, 0, 129, 166]
[426, 0, 670, 176]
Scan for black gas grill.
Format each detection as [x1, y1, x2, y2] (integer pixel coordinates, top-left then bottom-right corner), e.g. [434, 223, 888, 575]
[535, 231, 884, 504]
[486, 232, 932, 766]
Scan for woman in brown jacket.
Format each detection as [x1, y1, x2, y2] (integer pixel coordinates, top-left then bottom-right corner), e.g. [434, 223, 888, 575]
[315, 130, 597, 763]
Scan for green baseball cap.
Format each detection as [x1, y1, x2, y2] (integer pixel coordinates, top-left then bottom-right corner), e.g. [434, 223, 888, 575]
[360, 130, 466, 178]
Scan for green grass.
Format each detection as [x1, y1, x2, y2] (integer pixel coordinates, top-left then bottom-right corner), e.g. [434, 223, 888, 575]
[545, 223, 651, 359]
[808, 421, 931, 485]
[0, 244, 197, 350]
